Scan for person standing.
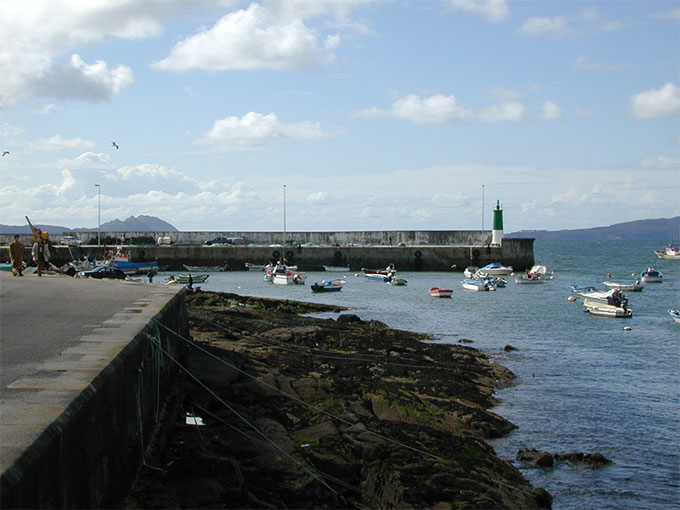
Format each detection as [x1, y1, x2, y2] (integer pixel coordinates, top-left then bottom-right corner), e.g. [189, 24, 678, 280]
[32, 233, 51, 276]
[9, 235, 24, 276]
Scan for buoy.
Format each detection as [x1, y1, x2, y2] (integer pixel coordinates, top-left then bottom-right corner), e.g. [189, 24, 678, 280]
[568, 296, 577, 302]
[623, 326, 632, 331]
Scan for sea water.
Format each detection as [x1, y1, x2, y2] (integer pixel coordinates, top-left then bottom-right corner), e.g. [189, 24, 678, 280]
[174, 240, 680, 509]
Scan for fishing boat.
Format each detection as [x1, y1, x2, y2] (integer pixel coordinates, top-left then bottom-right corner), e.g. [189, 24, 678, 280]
[654, 244, 680, 260]
[98, 248, 159, 275]
[668, 308, 680, 324]
[430, 287, 453, 298]
[476, 262, 513, 275]
[461, 278, 496, 291]
[640, 267, 663, 283]
[183, 264, 227, 272]
[311, 279, 345, 292]
[603, 280, 644, 292]
[323, 265, 350, 272]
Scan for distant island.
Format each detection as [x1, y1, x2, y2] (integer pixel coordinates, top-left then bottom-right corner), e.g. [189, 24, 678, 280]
[509, 217, 679, 241]
[0, 215, 178, 234]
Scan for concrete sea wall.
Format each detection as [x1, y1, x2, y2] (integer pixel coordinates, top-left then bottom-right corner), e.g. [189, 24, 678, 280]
[0, 231, 535, 271]
[0, 291, 189, 509]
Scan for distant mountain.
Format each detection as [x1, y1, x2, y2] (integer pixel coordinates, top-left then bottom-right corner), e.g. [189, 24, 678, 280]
[0, 215, 178, 234]
[509, 217, 679, 240]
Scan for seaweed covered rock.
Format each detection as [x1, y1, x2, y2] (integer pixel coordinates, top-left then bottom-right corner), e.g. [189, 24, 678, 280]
[126, 291, 550, 509]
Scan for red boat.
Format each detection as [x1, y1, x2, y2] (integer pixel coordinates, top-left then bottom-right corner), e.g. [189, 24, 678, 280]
[430, 287, 453, 298]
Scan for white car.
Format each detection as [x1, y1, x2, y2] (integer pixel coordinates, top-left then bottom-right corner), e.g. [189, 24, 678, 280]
[62, 235, 82, 246]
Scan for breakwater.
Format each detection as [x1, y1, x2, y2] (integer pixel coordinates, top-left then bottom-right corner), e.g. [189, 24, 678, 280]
[0, 232, 534, 271]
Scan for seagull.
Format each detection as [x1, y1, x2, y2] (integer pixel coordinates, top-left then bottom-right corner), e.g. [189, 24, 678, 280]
[1, 151, 8, 156]
[111, 141, 119, 150]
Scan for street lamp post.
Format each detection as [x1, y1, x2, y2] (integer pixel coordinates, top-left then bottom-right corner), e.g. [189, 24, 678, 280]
[283, 184, 287, 242]
[95, 184, 101, 246]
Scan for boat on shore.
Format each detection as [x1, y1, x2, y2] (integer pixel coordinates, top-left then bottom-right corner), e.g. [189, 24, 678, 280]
[311, 279, 345, 292]
[654, 244, 680, 260]
[430, 287, 453, 298]
[166, 273, 209, 285]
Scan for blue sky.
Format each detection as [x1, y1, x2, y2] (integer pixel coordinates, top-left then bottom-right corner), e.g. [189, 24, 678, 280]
[1, 0, 678, 232]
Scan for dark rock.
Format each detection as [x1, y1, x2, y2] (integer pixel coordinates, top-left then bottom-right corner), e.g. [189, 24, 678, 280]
[517, 448, 554, 467]
[504, 344, 517, 351]
[459, 338, 474, 344]
[555, 451, 612, 467]
[336, 313, 362, 323]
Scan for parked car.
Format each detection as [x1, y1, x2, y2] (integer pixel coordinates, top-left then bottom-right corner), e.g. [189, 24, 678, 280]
[76, 266, 126, 279]
[62, 235, 82, 246]
[205, 237, 230, 245]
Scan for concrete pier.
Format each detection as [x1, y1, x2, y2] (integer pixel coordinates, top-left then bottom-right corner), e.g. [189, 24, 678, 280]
[0, 272, 188, 508]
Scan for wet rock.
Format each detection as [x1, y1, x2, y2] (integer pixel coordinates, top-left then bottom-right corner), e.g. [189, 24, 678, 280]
[504, 344, 517, 351]
[459, 338, 474, 344]
[555, 451, 612, 467]
[517, 448, 554, 467]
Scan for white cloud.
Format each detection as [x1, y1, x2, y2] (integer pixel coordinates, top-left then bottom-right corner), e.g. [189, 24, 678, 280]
[629, 82, 680, 119]
[195, 111, 332, 150]
[478, 102, 525, 122]
[639, 156, 680, 169]
[518, 16, 568, 36]
[31, 135, 95, 152]
[540, 100, 563, 120]
[447, 0, 509, 22]
[354, 94, 470, 124]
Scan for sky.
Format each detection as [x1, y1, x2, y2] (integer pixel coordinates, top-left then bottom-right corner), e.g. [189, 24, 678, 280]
[1, 0, 679, 233]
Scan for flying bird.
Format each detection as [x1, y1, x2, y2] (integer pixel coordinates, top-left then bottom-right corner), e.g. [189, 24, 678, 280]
[111, 141, 119, 149]
[2, 151, 9, 156]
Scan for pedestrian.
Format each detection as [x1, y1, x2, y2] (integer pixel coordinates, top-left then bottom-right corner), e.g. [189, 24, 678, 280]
[31, 232, 51, 276]
[188, 274, 193, 289]
[9, 235, 24, 276]
[147, 270, 154, 283]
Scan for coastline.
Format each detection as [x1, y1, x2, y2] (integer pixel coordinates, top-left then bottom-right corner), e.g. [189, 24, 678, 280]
[125, 291, 551, 509]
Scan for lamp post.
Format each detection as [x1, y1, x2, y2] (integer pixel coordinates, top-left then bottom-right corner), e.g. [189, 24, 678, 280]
[95, 184, 101, 246]
[283, 184, 287, 242]
[481, 184, 485, 236]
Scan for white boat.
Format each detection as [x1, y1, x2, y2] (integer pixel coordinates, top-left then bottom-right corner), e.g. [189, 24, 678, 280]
[514, 265, 554, 284]
[245, 262, 267, 271]
[583, 299, 633, 318]
[390, 277, 408, 286]
[323, 265, 350, 272]
[476, 262, 513, 275]
[576, 288, 622, 301]
[569, 284, 598, 294]
[640, 267, 663, 283]
[654, 244, 680, 260]
[311, 279, 345, 292]
[603, 280, 644, 292]
[183, 264, 227, 272]
[430, 287, 453, 298]
[463, 266, 479, 278]
[668, 308, 680, 324]
[461, 278, 496, 291]
[270, 263, 293, 285]
[362, 264, 397, 282]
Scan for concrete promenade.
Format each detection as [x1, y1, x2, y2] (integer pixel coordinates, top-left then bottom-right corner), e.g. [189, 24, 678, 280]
[0, 271, 183, 506]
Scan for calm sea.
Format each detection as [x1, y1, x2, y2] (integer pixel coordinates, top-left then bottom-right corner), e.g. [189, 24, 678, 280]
[173, 240, 680, 509]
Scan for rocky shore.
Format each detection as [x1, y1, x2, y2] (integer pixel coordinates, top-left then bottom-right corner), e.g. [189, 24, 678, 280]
[125, 291, 551, 509]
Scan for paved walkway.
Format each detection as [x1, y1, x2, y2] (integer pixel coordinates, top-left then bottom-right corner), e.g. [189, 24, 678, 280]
[0, 271, 182, 472]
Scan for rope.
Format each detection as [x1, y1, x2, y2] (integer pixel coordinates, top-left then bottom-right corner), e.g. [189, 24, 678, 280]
[155, 319, 442, 461]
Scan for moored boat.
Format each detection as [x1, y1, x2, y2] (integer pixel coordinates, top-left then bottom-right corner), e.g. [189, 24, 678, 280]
[323, 265, 350, 272]
[311, 279, 345, 292]
[570, 284, 599, 294]
[245, 262, 267, 271]
[668, 308, 680, 324]
[583, 299, 633, 318]
[99, 248, 159, 275]
[390, 277, 408, 286]
[514, 264, 554, 284]
[461, 278, 496, 291]
[603, 280, 644, 292]
[430, 287, 453, 298]
[654, 244, 680, 260]
[476, 262, 513, 275]
[166, 273, 209, 285]
[183, 264, 227, 272]
[640, 267, 663, 283]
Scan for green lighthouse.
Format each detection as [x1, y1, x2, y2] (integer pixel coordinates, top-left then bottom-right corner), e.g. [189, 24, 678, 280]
[491, 199, 503, 246]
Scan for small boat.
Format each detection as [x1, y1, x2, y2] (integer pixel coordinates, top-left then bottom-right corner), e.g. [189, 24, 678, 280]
[430, 287, 453, 298]
[99, 248, 159, 275]
[654, 244, 680, 260]
[461, 278, 496, 291]
[583, 299, 633, 318]
[245, 262, 267, 271]
[668, 308, 680, 324]
[292, 272, 307, 285]
[166, 273, 209, 285]
[363, 264, 397, 282]
[183, 264, 227, 272]
[570, 284, 599, 294]
[390, 277, 408, 286]
[514, 264, 554, 284]
[576, 288, 624, 301]
[477, 262, 513, 275]
[603, 280, 644, 292]
[463, 266, 479, 278]
[323, 265, 350, 272]
[0, 262, 13, 272]
[311, 279, 345, 292]
[640, 267, 663, 283]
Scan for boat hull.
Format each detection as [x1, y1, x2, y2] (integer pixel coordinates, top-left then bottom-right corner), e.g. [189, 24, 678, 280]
[603, 281, 644, 292]
[430, 287, 452, 298]
[583, 298, 632, 318]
